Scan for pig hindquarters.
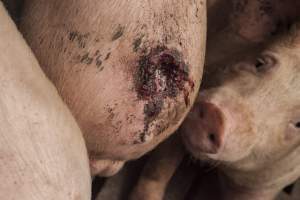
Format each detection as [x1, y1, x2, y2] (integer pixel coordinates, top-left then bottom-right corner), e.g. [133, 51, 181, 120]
[0, 3, 91, 200]
[19, 0, 207, 176]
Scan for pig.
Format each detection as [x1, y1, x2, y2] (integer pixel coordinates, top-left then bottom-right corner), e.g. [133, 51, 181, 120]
[131, 32, 300, 200]
[179, 24, 300, 200]
[130, 2, 300, 200]
[19, 0, 207, 176]
[0, 3, 91, 199]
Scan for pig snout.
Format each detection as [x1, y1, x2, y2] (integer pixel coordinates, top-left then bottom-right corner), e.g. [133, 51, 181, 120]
[183, 102, 225, 154]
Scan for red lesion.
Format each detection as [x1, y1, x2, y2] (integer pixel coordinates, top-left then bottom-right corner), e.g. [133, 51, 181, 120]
[135, 46, 194, 105]
[134, 46, 195, 137]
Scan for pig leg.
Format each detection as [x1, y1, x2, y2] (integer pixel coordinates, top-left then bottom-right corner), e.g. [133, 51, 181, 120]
[129, 134, 185, 200]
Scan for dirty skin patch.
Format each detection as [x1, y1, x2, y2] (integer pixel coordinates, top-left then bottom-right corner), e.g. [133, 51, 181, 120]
[111, 25, 125, 41]
[134, 46, 194, 142]
[69, 31, 90, 49]
[66, 30, 113, 72]
[76, 51, 104, 71]
[133, 35, 144, 52]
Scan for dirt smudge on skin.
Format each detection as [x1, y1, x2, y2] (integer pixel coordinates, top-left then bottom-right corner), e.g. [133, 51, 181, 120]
[134, 46, 194, 141]
[69, 31, 90, 48]
[80, 53, 94, 65]
[67, 31, 108, 71]
[105, 52, 111, 60]
[112, 25, 125, 41]
[96, 56, 103, 67]
[133, 35, 144, 52]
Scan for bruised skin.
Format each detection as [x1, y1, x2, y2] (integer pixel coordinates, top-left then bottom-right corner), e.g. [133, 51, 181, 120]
[20, 0, 206, 175]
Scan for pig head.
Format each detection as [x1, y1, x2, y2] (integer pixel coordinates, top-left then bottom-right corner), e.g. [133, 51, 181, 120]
[182, 23, 300, 195]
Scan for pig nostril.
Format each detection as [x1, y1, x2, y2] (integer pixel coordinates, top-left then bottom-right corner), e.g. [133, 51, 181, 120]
[295, 122, 300, 128]
[208, 133, 216, 143]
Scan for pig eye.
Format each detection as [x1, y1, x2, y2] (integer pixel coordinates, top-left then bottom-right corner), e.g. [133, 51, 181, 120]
[254, 54, 277, 73]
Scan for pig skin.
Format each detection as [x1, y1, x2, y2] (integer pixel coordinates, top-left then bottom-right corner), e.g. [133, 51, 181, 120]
[19, 0, 207, 176]
[0, 3, 91, 200]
